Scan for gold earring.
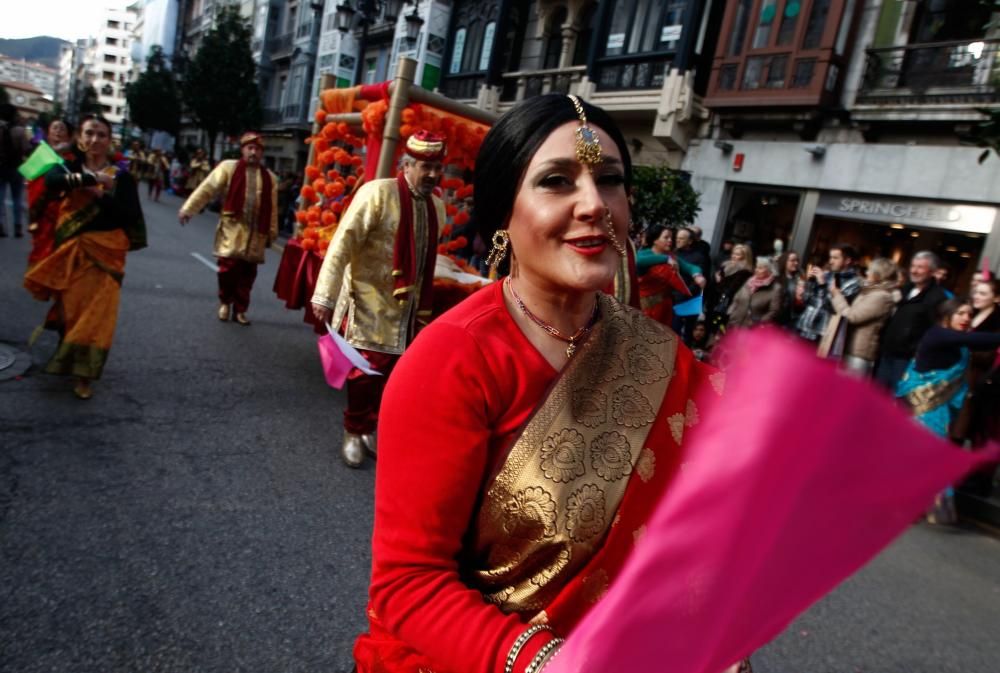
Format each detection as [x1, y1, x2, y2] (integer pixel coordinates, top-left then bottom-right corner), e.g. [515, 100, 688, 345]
[604, 207, 627, 257]
[486, 229, 510, 271]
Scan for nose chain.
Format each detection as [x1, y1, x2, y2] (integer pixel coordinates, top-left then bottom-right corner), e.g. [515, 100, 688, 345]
[506, 277, 599, 358]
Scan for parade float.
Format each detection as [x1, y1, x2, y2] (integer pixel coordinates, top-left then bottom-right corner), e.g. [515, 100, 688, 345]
[272, 57, 497, 332]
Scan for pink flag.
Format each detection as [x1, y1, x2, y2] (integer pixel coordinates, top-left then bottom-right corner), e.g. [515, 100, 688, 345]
[317, 323, 381, 389]
[548, 329, 998, 673]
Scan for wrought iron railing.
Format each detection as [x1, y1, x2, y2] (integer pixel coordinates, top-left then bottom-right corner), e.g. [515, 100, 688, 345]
[594, 52, 673, 91]
[858, 38, 1000, 105]
[438, 73, 485, 101]
[500, 65, 586, 102]
[268, 33, 294, 59]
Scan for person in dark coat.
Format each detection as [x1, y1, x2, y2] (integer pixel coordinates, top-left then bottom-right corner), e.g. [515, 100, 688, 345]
[874, 251, 950, 391]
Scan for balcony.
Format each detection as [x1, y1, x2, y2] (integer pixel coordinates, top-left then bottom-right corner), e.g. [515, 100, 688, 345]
[594, 52, 673, 92]
[268, 33, 294, 60]
[262, 104, 307, 127]
[438, 73, 485, 102]
[499, 66, 586, 103]
[856, 39, 1000, 107]
[296, 21, 313, 40]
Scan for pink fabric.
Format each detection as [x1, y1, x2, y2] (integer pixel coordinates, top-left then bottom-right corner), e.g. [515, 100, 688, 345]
[548, 328, 998, 673]
[318, 332, 354, 389]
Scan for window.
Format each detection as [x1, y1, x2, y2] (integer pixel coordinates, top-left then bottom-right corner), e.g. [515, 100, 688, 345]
[462, 20, 482, 71]
[104, 54, 117, 63]
[802, 0, 831, 49]
[752, 0, 778, 49]
[478, 22, 496, 71]
[449, 28, 466, 74]
[103, 70, 115, 80]
[543, 9, 567, 69]
[727, 0, 753, 56]
[101, 104, 112, 113]
[776, 0, 801, 45]
[603, 0, 684, 58]
[101, 84, 114, 96]
[106, 37, 118, 46]
[791, 58, 815, 87]
[107, 20, 120, 29]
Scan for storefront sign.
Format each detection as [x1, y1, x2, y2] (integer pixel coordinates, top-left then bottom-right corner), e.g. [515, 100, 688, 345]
[816, 193, 995, 234]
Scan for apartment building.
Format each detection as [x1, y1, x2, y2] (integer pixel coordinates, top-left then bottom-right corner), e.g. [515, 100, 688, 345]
[0, 56, 57, 99]
[682, 0, 1000, 288]
[87, 5, 141, 125]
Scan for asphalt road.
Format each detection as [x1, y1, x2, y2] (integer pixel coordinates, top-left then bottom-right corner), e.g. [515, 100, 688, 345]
[2, 191, 999, 672]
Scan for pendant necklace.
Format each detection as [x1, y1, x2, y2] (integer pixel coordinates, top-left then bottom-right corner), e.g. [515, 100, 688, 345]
[506, 277, 599, 358]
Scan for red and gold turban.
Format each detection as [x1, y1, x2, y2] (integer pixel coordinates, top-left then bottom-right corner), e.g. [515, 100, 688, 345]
[404, 130, 446, 161]
[239, 131, 264, 148]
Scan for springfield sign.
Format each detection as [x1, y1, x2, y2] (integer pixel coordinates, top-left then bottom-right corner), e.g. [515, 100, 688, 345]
[816, 193, 995, 234]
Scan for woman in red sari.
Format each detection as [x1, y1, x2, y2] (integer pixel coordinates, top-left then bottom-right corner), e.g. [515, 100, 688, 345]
[353, 95, 739, 673]
[26, 117, 76, 267]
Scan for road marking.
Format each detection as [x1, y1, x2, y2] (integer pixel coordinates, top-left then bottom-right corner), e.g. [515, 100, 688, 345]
[191, 252, 218, 272]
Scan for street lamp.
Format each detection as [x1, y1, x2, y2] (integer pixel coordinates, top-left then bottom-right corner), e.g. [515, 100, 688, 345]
[336, 1, 421, 84]
[404, 6, 424, 45]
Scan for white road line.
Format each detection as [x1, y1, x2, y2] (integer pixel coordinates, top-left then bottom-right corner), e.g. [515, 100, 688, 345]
[190, 252, 218, 272]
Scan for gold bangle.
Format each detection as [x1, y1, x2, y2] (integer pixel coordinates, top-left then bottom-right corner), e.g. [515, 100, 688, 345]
[504, 625, 552, 673]
[524, 638, 564, 673]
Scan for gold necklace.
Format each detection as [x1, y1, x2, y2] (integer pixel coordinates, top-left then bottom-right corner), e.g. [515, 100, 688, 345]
[506, 277, 599, 358]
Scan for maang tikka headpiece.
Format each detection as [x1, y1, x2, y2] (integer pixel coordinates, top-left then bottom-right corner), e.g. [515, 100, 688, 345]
[567, 94, 602, 168]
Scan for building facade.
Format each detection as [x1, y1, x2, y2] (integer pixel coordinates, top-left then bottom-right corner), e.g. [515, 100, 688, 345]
[0, 56, 57, 99]
[682, 0, 1000, 288]
[86, 5, 141, 125]
[0, 81, 54, 121]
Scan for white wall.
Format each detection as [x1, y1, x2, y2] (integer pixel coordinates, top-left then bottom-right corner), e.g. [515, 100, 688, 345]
[683, 139, 1000, 242]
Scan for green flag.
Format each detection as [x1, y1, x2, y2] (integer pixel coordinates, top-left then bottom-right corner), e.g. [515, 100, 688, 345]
[18, 141, 64, 180]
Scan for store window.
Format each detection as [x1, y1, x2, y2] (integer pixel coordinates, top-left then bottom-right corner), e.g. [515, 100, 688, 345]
[807, 217, 986, 291]
[722, 187, 801, 258]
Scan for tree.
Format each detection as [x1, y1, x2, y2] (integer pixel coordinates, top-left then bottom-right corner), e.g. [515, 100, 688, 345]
[180, 5, 261, 160]
[77, 84, 101, 118]
[126, 45, 181, 135]
[0, 86, 9, 106]
[630, 164, 701, 234]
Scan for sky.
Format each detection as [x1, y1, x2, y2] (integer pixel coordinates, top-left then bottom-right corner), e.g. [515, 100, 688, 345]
[2, 0, 133, 43]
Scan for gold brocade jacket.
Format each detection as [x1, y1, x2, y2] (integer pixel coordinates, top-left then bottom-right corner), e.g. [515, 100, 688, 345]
[311, 178, 446, 355]
[179, 160, 278, 264]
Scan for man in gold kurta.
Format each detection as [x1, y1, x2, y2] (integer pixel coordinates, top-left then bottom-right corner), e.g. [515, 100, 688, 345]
[178, 132, 278, 325]
[311, 131, 446, 467]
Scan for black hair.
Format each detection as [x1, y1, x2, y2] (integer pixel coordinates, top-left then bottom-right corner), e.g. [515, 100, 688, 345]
[80, 113, 113, 135]
[937, 296, 970, 324]
[642, 224, 669, 249]
[472, 94, 632, 252]
[48, 117, 74, 135]
[830, 242, 858, 262]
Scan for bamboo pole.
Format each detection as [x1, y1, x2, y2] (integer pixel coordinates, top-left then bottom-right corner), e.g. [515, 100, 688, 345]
[376, 57, 418, 179]
[405, 86, 499, 126]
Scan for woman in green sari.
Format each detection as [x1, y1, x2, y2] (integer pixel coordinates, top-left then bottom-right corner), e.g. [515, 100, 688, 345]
[23, 114, 146, 399]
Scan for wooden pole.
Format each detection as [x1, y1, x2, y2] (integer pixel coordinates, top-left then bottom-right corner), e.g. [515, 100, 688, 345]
[376, 57, 417, 179]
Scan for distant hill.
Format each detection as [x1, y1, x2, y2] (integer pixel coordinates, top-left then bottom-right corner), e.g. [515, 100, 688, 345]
[0, 36, 70, 70]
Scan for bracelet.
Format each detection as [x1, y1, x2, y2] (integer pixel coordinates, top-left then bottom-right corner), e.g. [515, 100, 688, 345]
[537, 641, 563, 673]
[504, 624, 552, 673]
[524, 638, 565, 673]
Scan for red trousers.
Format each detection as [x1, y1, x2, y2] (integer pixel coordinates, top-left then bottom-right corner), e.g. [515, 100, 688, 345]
[345, 349, 399, 434]
[217, 257, 258, 313]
